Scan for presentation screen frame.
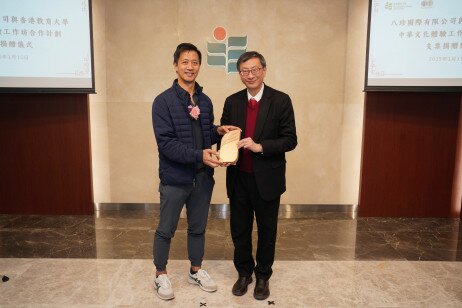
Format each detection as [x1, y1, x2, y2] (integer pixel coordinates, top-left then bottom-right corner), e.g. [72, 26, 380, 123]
[364, 0, 462, 92]
[0, 0, 95, 94]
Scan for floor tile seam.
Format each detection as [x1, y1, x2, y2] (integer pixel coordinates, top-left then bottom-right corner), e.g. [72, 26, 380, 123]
[7, 257, 460, 264]
[5, 254, 461, 261]
[0, 227, 97, 233]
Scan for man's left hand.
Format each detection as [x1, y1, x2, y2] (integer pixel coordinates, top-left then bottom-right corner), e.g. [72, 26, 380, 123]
[237, 137, 263, 153]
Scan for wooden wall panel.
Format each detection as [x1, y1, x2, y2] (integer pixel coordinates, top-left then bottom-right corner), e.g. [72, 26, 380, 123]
[359, 92, 461, 217]
[452, 94, 462, 218]
[0, 94, 93, 215]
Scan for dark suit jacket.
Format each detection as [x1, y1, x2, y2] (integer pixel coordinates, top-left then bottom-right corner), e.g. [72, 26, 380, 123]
[220, 85, 297, 201]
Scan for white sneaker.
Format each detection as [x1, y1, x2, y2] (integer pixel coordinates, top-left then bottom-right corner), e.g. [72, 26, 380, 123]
[188, 269, 218, 292]
[154, 274, 175, 300]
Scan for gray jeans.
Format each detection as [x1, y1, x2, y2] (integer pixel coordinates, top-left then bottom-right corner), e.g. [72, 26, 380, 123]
[153, 171, 214, 271]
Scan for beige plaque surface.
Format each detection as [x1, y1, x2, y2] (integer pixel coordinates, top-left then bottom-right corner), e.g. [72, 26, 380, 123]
[219, 130, 241, 163]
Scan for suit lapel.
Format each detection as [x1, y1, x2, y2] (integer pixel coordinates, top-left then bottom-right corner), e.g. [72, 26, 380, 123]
[236, 91, 247, 136]
[254, 86, 272, 141]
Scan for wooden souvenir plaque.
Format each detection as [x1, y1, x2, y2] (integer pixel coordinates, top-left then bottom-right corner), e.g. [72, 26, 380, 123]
[219, 130, 241, 163]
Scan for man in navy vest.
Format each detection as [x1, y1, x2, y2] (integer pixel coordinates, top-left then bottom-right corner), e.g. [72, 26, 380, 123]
[152, 43, 237, 300]
[221, 51, 297, 300]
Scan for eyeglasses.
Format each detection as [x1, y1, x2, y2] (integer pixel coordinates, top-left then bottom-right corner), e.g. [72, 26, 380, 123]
[239, 67, 263, 76]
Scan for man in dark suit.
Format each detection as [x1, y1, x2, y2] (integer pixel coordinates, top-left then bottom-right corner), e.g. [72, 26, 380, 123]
[220, 51, 297, 300]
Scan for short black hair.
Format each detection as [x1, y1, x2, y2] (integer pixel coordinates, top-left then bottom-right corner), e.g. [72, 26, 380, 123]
[236, 51, 266, 71]
[173, 43, 202, 64]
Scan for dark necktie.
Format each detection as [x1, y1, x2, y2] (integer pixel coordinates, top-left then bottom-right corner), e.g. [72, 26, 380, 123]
[248, 98, 258, 109]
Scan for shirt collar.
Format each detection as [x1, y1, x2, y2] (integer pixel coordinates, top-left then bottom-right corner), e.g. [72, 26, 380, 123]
[247, 83, 264, 102]
[173, 79, 202, 100]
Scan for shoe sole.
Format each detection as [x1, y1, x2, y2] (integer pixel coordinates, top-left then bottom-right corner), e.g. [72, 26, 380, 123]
[254, 292, 270, 301]
[188, 276, 217, 292]
[155, 284, 175, 300]
[156, 291, 175, 301]
[232, 290, 246, 296]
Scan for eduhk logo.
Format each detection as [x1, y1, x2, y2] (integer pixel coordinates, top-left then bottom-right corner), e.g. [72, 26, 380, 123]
[206, 27, 247, 73]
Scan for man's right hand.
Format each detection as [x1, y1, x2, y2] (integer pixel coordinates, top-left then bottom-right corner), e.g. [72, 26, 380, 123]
[203, 149, 221, 168]
[217, 125, 241, 136]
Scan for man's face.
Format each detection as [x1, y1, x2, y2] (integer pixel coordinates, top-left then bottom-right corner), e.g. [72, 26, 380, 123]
[239, 57, 266, 93]
[174, 50, 200, 84]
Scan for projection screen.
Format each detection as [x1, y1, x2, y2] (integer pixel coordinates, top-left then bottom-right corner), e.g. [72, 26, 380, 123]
[365, 0, 462, 91]
[0, 0, 95, 93]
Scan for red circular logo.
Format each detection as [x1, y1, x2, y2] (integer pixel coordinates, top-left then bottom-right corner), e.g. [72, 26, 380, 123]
[213, 26, 227, 41]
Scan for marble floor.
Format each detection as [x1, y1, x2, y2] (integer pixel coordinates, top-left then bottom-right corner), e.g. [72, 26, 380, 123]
[1, 208, 461, 307]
